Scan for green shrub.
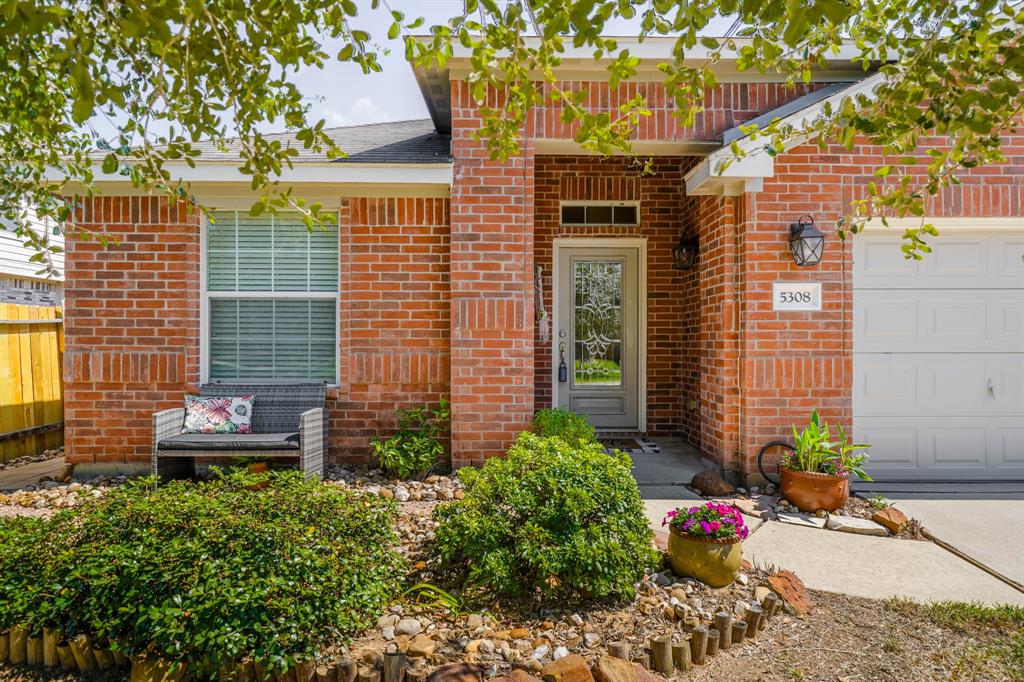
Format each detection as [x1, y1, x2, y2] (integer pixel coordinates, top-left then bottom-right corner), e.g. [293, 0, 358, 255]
[531, 408, 596, 446]
[0, 471, 403, 674]
[432, 432, 658, 604]
[372, 400, 450, 479]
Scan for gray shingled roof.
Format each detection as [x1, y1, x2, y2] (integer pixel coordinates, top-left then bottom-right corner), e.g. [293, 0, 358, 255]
[143, 119, 450, 164]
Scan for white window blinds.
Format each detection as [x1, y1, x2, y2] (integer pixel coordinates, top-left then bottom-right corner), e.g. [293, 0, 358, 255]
[206, 212, 338, 381]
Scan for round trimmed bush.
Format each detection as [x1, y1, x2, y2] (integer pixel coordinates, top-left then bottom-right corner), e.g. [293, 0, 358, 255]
[432, 432, 658, 603]
[0, 470, 403, 674]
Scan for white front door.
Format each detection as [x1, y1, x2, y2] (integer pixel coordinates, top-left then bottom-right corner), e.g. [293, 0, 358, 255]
[555, 245, 640, 430]
[853, 228, 1024, 481]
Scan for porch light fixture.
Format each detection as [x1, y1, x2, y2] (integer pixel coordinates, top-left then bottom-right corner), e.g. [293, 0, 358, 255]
[672, 235, 699, 271]
[788, 215, 825, 266]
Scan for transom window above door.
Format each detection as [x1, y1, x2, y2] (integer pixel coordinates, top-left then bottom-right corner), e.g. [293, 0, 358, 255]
[560, 202, 639, 226]
[204, 211, 338, 382]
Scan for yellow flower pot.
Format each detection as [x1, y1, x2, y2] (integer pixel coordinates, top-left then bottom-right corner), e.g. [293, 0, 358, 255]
[667, 526, 743, 588]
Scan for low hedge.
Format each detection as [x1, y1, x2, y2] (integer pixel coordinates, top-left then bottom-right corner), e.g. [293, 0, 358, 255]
[0, 471, 403, 675]
[432, 432, 658, 604]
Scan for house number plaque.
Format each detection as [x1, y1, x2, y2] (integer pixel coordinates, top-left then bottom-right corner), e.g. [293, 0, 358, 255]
[772, 281, 822, 311]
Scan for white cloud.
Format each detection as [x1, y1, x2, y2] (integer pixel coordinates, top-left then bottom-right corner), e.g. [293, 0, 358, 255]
[320, 96, 394, 128]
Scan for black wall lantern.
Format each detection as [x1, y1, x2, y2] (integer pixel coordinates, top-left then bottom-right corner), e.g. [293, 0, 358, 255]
[672, 235, 699, 271]
[788, 215, 825, 266]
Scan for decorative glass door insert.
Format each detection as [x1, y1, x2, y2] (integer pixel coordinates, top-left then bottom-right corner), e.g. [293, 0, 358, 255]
[574, 260, 624, 387]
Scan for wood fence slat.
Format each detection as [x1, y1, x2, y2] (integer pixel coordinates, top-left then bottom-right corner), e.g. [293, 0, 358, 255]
[0, 303, 65, 462]
[0, 303, 14, 460]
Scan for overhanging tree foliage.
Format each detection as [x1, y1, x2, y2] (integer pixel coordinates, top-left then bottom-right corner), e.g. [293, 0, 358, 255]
[1, 0, 1020, 274]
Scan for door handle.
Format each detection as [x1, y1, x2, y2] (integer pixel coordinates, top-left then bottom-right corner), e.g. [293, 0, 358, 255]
[987, 378, 995, 399]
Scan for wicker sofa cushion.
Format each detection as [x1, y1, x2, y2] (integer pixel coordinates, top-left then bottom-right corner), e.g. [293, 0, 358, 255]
[158, 432, 301, 451]
[199, 383, 326, 434]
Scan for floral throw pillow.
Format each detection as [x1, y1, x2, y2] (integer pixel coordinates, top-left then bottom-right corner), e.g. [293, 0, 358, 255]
[183, 395, 254, 434]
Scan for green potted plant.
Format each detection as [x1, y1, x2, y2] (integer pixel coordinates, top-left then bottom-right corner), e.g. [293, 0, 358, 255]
[781, 411, 871, 512]
[662, 502, 749, 587]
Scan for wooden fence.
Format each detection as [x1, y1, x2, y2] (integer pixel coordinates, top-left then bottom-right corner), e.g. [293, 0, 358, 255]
[0, 303, 64, 462]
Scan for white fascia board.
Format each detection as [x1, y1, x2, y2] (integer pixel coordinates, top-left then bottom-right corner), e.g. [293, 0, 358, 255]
[685, 72, 885, 196]
[47, 162, 453, 187]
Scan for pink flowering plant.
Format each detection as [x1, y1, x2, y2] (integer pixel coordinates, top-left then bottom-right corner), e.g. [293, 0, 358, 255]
[662, 502, 749, 542]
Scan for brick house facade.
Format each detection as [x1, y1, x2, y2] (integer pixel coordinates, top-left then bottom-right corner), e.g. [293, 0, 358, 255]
[62, 49, 1024, 482]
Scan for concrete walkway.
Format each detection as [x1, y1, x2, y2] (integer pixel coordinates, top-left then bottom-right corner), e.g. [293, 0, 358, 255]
[885, 495, 1024, 587]
[743, 520, 1024, 606]
[0, 457, 66, 492]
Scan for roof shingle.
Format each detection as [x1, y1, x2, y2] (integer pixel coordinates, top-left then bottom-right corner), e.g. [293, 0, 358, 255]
[157, 119, 451, 165]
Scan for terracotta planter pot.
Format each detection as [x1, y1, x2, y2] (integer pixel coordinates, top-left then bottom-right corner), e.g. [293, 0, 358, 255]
[667, 526, 743, 588]
[246, 461, 270, 490]
[781, 467, 849, 512]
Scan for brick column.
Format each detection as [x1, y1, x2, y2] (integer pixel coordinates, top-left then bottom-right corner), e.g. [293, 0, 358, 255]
[449, 81, 535, 467]
[696, 195, 742, 473]
[64, 196, 200, 467]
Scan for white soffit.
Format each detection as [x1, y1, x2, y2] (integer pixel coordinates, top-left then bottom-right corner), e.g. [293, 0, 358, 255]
[684, 72, 885, 196]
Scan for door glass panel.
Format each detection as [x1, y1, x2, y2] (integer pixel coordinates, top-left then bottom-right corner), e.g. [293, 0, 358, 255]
[573, 259, 623, 386]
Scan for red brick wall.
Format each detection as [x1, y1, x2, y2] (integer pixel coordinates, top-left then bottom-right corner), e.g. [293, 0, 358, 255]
[735, 134, 1024, 477]
[64, 196, 200, 465]
[532, 156, 700, 436]
[449, 81, 536, 467]
[331, 197, 451, 461]
[533, 81, 825, 142]
[65, 195, 451, 467]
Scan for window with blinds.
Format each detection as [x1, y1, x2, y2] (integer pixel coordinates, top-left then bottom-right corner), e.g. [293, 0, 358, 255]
[206, 211, 338, 381]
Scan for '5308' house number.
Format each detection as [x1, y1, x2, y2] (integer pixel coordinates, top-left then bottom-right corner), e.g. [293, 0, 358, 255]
[772, 282, 823, 311]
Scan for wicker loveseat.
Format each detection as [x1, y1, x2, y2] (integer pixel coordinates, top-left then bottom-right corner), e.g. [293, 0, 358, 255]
[152, 383, 327, 481]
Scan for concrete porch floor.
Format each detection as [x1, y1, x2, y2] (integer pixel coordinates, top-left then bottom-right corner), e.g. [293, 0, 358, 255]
[625, 437, 705, 499]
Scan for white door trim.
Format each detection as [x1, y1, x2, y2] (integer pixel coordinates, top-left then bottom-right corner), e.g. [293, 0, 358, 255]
[552, 237, 648, 432]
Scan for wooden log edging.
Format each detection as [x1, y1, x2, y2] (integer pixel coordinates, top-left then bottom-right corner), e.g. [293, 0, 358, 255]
[9, 625, 27, 665]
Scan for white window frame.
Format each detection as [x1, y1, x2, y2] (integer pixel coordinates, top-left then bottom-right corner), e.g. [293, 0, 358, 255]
[199, 212, 340, 385]
[559, 200, 640, 227]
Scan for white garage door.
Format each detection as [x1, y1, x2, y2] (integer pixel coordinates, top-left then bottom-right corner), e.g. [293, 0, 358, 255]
[853, 228, 1024, 481]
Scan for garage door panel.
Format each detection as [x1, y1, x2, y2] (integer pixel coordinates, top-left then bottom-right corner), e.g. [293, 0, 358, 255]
[988, 419, 1024, 470]
[926, 426, 989, 469]
[855, 417, 1024, 480]
[855, 233, 1024, 288]
[855, 354, 1022, 416]
[929, 238, 988, 279]
[990, 357, 1024, 412]
[856, 291, 1021, 352]
[851, 356, 1019, 413]
[852, 422, 919, 473]
[996, 295, 1024, 342]
[854, 356, 916, 413]
[995, 237, 1024, 279]
[856, 295, 918, 347]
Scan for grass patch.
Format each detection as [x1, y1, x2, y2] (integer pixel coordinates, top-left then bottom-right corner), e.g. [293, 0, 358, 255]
[887, 598, 1024, 631]
[887, 598, 1024, 679]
